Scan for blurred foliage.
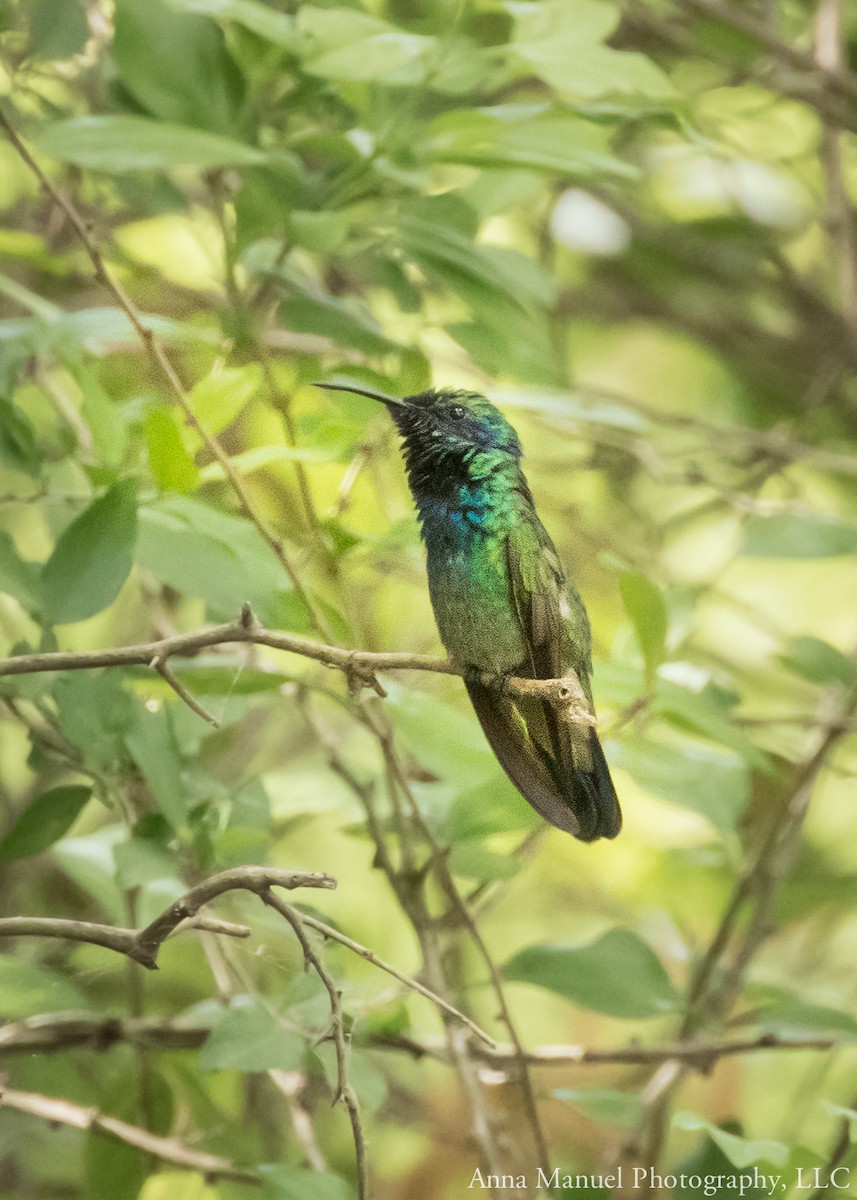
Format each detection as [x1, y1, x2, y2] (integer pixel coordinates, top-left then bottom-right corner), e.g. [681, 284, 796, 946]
[1, 0, 857, 1197]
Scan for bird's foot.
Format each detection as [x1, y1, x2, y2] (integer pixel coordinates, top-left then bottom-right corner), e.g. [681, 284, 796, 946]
[462, 665, 512, 695]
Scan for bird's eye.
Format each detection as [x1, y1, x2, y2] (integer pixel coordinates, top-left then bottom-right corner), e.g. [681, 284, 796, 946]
[448, 404, 466, 420]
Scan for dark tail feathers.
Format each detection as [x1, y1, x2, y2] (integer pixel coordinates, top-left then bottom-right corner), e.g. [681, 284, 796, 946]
[465, 680, 621, 842]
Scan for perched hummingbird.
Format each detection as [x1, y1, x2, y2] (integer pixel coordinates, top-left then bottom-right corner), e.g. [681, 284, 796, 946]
[316, 382, 621, 842]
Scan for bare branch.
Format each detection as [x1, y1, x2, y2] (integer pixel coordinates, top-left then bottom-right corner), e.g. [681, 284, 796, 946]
[297, 911, 497, 1049]
[0, 1082, 260, 1184]
[0, 867, 336, 969]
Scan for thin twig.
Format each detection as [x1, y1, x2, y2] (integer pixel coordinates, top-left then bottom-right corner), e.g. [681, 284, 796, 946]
[0, 1083, 260, 1183]
[300, 695, 514, 1187]
[298, 911, 497, 1049]
[265, 894, 369, 1200]
[364, 700, 551, 1172]
[151, 655, 219, 726]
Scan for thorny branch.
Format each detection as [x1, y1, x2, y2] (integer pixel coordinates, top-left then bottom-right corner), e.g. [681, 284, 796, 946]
[0, 867, 335, 969]
[266, 896, 369, 1200]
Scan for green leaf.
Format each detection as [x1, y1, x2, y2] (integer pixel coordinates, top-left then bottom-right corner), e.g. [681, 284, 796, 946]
[297, 7, 434, 84]
[555, 1087, 643, 1128]
[779, 636, 857, 687]
[398, 204, 555, 311]
[136, 495, 299, 627]
[446, 776, 541, 841]
[673, 1112, 789, 1168]
[754, 996, 857, 1039]
[43, 480, 138, 624]
[114, 0, 245, 133]
[508, 0, 674, 102]
[0, 956, 87, 1016]
[198, 443, 338, 483]
[653, 679, 770, 770]
[0, 307, 220, 357]
[80, 370, 127, 469]
[0, 398, 40, 475]
[187, 363, 262, 435]
[54, 672, 136, 771]
[620, 572, 668, 686]
[385, 685, 495, 789]
[52, 828, 126, 919]
[166, 0, 299, 49]
[113, 838, 181, 889]
[0, 531, 42, 613]
[448, 841, 521, 881]
[260, 1165, 355, 1200]
[124, 705, 186, 828]
[427, 109, 636, 179]
[200, 998, 307, 1071]
[504, 929, 678, 1019]
[278, 295, 396, 356]
[34, 117, 268, 172]
[0, 786, 91, 861]
[28, 0, 88, 60]
[743, 513, 857, 558]
[607, 734, 749, 833]
[145, 407, 200, 493]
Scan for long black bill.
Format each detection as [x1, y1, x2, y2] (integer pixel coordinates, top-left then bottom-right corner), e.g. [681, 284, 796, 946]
[314, 380, 406, 407]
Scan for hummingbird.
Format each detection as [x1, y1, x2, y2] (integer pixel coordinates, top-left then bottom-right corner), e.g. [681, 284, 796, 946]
[316, 382, 621, 842]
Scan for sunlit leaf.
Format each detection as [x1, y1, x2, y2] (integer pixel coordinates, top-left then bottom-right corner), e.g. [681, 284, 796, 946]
[297, 7, 434, 84]
[508, 0, 674, 102]
[145, 407, 200, 493]
[166, 0, 299, 48]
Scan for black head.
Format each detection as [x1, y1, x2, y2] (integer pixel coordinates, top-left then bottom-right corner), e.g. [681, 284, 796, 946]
[315, 382, 522, 478]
